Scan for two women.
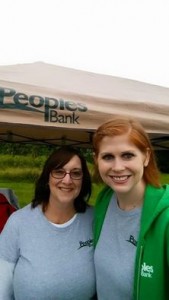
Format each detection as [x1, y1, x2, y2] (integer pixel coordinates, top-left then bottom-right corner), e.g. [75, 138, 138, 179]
[1, 115, 168, 299]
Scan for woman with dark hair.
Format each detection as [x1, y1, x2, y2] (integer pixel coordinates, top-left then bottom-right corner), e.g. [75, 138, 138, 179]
[32, 146, 92, 213]
[0, 146, 96, 300]
[93, 116, 169, 300]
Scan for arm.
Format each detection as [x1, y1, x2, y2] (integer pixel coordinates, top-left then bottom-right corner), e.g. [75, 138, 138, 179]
[0, 212, 20, 300]
[0, 259, 15, 300]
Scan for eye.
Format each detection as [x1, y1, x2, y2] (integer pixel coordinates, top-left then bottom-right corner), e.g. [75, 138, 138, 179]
[122, 152, 135, 160]
[102, 154, 114, 161]
[69, 169, 83, 180]
[71, 170, 83, 177]
[53, 169, 65, 176]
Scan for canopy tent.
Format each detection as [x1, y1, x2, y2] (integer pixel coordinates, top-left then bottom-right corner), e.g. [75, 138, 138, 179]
[0, 62, 169, 149]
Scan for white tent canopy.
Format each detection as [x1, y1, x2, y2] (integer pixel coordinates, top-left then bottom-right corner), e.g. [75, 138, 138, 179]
[0, 62, 169, 148]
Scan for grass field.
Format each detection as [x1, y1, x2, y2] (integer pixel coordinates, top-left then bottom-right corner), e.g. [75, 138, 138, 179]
[0, 173, 169, 208]
[0, 180, 35, 208]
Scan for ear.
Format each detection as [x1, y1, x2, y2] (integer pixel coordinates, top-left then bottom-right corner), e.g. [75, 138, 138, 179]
[144, 148, 150, 167]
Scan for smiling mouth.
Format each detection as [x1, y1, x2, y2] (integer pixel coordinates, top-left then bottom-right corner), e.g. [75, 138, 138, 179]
[59, 187, 73, 191]
[110, 175, 131, 182]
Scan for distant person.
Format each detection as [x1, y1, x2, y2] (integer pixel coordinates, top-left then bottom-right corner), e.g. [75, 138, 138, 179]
[0, 146, 96, 300]
[93, 115, 169, 300]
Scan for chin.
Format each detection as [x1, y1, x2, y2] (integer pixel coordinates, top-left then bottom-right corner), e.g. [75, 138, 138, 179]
[112, 184, 131, 193]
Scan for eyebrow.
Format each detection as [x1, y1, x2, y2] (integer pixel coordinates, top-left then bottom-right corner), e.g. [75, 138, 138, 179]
[59, 167, 82, 170]
[100, 149, 136, 156]
[121, 150, 135, 153]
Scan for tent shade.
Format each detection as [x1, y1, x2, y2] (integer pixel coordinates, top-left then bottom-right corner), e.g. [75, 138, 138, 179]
[0, 62, 169, 148]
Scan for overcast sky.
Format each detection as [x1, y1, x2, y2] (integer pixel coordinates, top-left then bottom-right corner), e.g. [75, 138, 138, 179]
[1, 0, 169, 88]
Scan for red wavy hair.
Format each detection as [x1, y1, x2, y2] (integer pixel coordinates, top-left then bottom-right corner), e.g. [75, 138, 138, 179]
[93, 115, 160, 187]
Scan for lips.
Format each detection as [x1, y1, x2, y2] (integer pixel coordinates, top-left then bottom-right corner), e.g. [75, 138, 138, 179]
[59, 187, 73, 192]
[109, 175, 131, 183]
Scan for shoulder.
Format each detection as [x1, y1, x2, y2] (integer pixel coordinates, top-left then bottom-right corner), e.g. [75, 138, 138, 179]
[77, 206, 94, 223]
[86, 205, 94, 217]
[145, 184, 169, 202]
[146, 183, 169, 193]
[163, 184, 169, 195]
[95, 186, 113, 212]
[85, 205, 94, 216]
[2, 204, 37, 229]
[9, 203, 33, 217]
[142, 184, 169, 226]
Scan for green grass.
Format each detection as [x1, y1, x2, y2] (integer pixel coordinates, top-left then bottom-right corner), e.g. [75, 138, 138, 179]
[0, 180, 35, 208]
[160, 173, 169, 184]
[0, 154, 47, 168]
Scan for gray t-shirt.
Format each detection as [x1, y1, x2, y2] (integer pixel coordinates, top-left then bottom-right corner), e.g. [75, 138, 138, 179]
[0, 204, 96, 300]
[94, 195, 141, 300]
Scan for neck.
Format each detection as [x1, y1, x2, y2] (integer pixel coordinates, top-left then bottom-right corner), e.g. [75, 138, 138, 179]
[44, 202, 76, 224]
[116, 182, 146, 211]
[117, 196, 143, 211]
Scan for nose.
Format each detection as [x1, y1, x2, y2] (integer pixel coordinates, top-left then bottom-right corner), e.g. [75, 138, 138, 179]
[112, 158, 125, 172]
[62, 173, 72, 183]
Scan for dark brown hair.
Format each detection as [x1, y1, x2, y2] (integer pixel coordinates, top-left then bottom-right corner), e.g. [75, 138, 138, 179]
[31, 146, 92, 212]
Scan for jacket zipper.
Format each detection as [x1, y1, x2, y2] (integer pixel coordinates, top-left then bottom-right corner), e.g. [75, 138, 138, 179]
[136, 245, 143, 300]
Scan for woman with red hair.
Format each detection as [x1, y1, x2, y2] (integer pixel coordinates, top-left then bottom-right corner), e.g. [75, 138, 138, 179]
[93, 115, 169, 300]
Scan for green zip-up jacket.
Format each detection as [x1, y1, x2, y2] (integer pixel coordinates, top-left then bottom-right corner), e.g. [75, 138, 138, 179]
[94, 184, 169, 300]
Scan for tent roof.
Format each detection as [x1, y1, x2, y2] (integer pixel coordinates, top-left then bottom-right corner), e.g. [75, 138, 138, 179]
[0, 62, 169, 149]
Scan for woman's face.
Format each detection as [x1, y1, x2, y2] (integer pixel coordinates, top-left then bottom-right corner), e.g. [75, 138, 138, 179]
[48, 155, 83, 208]
[95, 134, 149, 197]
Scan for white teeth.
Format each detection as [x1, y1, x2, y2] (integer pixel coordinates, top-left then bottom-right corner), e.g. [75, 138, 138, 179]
[60, 187, 72, 191]
[112, 176, 129, 181]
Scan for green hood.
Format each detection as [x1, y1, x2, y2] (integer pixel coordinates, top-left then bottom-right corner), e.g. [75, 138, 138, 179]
[139, 184, 169, 239]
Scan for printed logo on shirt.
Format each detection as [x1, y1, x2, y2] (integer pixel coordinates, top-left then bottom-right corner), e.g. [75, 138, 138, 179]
[126, 235, 137, 246]
[141, 262, 154, 278]
[78, 239, 93, 249]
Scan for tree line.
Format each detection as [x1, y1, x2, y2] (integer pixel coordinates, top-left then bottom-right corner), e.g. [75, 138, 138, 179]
[0, 143, 168, 172]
